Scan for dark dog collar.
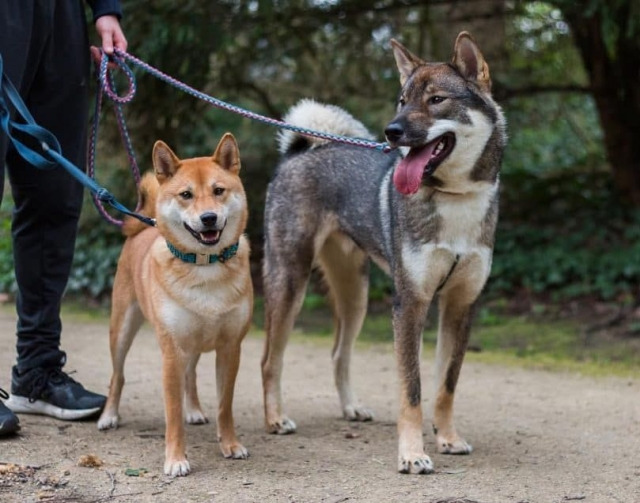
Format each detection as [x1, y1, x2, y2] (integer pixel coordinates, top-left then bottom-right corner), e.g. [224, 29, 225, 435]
[166, 241, 239, 265]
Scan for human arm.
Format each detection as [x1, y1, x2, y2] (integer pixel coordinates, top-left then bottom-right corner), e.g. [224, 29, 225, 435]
[87, 0, 127, 54]
[94, 15, 127, 54]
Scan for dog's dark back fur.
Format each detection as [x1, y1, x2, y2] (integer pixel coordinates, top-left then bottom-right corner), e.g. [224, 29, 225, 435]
[265, 144, 400, 270]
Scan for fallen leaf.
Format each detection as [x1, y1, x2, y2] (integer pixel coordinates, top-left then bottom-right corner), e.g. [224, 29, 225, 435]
[77, 454, 104, 468]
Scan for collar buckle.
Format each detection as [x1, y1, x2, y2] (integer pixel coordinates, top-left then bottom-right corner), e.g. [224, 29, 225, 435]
[195, 253, 209, 266]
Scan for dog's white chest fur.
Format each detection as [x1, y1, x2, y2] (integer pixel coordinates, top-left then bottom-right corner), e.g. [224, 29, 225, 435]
[149, 240, 251, 351]
[401, 184, 497, 301]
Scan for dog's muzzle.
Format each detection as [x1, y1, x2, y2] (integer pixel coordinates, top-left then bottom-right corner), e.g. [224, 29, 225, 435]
[184, 213, 225, 246]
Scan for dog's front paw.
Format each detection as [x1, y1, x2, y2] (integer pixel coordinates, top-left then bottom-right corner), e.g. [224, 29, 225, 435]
[164, 458, 191, 477]
[343, 404, 374, 422]
[220, 441, 249, 460]
[398, 452, 434, 475]
[97, 413, 119, 430]
[185, 409, 209, 425]
[266, 416, 297, 435]
[436, 434, 473, 455]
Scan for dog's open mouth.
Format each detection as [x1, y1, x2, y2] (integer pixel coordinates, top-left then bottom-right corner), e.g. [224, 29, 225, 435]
[184, 223, 223, 246]
[392, 133, 455, 195]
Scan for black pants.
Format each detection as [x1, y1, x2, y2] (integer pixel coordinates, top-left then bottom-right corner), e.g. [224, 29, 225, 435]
[0, 1, 90, 372]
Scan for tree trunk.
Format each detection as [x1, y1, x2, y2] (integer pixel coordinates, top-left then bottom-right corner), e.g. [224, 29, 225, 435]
[562, 5, 640, 206]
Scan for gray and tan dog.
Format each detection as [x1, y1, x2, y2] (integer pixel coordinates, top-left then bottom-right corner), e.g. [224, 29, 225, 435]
[261, 32, 506, 474]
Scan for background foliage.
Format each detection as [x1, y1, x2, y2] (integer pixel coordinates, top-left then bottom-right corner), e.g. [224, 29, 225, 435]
[1, 0, 638, 311]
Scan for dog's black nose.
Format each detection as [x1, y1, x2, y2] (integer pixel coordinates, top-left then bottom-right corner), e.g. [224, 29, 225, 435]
[384, 122, 404, 143]
[200, 212, 217, 227]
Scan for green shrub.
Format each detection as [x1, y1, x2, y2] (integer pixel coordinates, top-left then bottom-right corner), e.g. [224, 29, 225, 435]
[490, 168, 640, 301]
[2, 161, 639, 305]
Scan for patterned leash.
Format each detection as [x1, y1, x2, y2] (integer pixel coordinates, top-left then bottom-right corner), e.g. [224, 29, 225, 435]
[0, 53, 155, 228]
[101, 48, 391, 148]
[88, 55, 142, 226]
[90, 49, 391, 225]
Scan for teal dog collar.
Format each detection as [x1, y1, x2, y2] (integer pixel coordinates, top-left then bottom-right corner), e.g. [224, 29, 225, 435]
[166, 241, 239, 265]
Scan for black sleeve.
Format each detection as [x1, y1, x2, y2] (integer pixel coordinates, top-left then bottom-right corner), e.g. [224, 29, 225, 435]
[87, 0, 123, 22]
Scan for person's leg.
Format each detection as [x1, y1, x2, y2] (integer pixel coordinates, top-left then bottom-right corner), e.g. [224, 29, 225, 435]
[3, 0, 105, 419]
[0, 0, 36, 437]
[8, 0, 88, 371]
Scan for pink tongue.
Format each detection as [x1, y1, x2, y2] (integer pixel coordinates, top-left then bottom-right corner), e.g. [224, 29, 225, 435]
[392, 143, 438, 195]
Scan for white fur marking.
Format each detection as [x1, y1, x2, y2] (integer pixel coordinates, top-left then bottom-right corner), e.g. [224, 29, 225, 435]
[277, 99, 375, 154]
[375, 169, 393, 274]
[401, 183, 498, 296]
[431, 110, 495, 193]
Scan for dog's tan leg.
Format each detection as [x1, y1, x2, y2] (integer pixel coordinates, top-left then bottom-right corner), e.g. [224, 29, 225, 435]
[317, 234, 373, 422]
[261, 258, 311, 434]
[98, 298, 143, 431]
[432, 291, 475, 455]
[216, 341, 248, 459]
[161, 339, 190, 477]
[393, 294, 433, 474]
[184, 354, 208, 425]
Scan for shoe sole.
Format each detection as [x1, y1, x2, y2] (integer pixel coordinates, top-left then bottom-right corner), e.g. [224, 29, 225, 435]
[5, 395, 102, 421]
[0, 418, 20, 436]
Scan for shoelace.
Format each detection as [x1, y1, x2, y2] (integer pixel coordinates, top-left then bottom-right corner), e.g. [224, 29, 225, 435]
[28, 369, 79, 403]
[0, 388, 9, 400]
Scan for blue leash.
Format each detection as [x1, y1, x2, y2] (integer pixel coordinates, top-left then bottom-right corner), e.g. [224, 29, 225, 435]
[0, 53, 156, 228]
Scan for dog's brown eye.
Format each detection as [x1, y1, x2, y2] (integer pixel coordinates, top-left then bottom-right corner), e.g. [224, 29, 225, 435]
[429, 96, 446, 105]
[398, 97, 406, 106]
[179, 191, 192, 200]
[213, 187, 225, 196]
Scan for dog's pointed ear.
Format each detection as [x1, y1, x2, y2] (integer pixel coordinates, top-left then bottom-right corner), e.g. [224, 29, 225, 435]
[390, 38, 424, 87]
[152, 140, 181, 183]
[452, 31, 491, 92]
[213, 133, 241, 175]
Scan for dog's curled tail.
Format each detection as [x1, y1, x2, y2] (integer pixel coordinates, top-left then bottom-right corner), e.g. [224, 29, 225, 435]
[277, 99, 375, 156]
[122, 172, 158, 238]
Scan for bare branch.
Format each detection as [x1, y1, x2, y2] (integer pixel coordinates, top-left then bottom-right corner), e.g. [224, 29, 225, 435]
[495, 83, 591, 100]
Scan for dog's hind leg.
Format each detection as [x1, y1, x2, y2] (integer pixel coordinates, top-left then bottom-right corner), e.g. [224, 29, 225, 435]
[184, 353, 208, 425]
[317, 233, 374, 422]
[432, 289, 475, 455]
[98, 299, 144, 430]
[261, 243, 313, 435]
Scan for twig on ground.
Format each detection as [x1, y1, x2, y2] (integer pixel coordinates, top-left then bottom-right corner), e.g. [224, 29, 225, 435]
[106, 470, 116, 498]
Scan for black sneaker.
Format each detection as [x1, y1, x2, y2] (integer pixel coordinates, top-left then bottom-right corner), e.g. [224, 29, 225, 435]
[5, 367, 106, 420]
[0, 388, 20, 436]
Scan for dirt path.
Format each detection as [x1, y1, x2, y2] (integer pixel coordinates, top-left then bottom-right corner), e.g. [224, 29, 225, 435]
[0, 306, 639, 503]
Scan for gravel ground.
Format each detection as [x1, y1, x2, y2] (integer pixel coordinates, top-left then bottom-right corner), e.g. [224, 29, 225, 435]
[0, 305, 638, 503]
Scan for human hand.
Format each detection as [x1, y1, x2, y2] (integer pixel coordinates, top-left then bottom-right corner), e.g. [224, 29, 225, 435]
[94, 15, 127, 55]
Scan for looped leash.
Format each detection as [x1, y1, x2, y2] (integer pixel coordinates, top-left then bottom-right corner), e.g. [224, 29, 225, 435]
[2, 44, 391, 230]
[88, 50, 144, 226]
[87, 47, 390, 226]
[103, 48, 392, 153]
[98, 51, 136, 104]
[0, 53, 155, 228]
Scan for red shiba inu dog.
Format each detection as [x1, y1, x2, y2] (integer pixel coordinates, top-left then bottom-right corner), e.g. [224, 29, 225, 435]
[98, 134, 253, 477]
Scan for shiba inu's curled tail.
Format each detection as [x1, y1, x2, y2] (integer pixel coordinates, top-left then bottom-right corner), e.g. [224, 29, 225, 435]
[277, 99, 375, 156]
[122, 172, 158, 237]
